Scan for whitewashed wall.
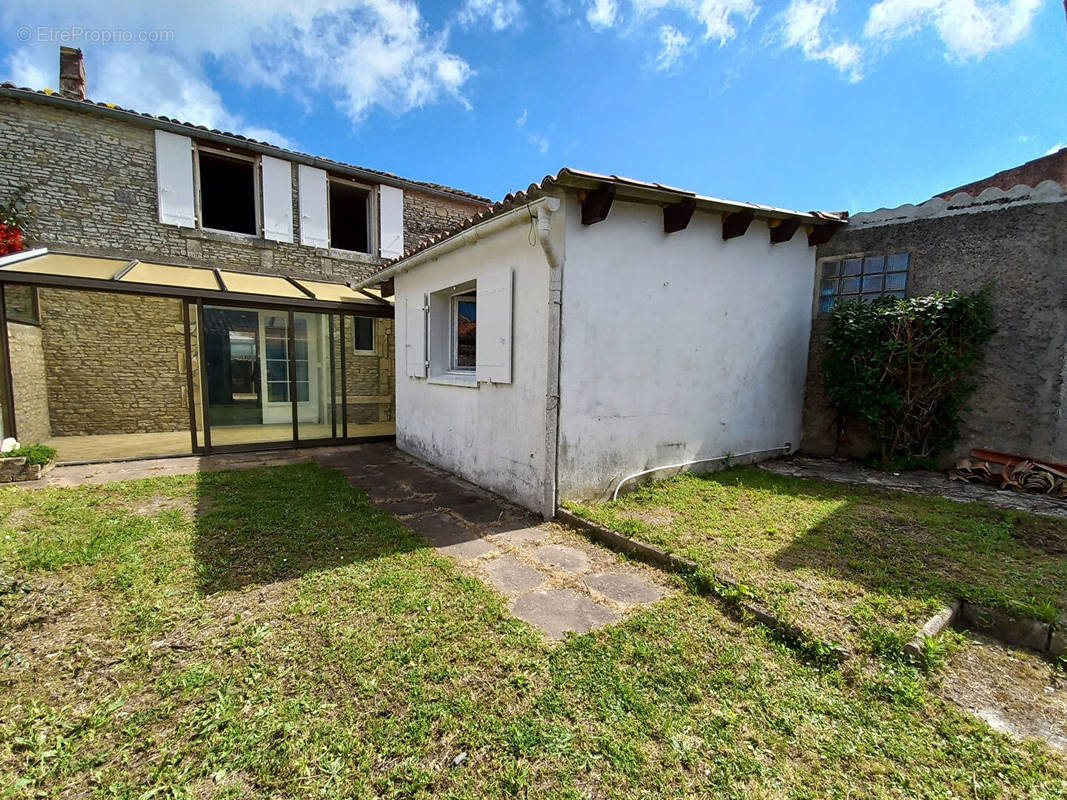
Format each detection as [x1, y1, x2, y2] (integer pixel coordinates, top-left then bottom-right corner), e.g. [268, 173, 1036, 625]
[393, 221, 552, 510]
[556, 195, 817, 501]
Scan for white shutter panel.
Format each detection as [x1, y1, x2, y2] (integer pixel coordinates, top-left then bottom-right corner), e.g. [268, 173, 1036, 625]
[260, 156, 293, 243]
[476, 266, 513, 384]
[379, 185, 405, 259]
[298, 165, 329, 248]
[405, 295, 427, 378]
[154, 130, 195, 227]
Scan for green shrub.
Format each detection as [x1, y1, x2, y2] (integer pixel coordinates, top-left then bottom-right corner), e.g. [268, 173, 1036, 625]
[823, 288, 994, 467]
[3, 444, 57, 465]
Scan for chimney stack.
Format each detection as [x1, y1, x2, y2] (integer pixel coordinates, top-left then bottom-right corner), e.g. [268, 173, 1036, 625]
[59, 47, 86, 101]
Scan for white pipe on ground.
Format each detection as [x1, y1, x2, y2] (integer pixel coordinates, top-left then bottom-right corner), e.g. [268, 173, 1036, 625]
[611, 444, 792, 501]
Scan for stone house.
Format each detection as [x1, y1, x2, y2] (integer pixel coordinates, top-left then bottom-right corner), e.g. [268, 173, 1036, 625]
[801, 156, 1067, 466]
[0, 48, 488, 460]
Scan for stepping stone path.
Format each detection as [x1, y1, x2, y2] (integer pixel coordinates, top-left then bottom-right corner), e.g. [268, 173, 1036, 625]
[314, 443, 671, 640]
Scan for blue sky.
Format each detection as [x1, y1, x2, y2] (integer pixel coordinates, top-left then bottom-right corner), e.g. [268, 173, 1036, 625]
[1, 0, 1063, 213]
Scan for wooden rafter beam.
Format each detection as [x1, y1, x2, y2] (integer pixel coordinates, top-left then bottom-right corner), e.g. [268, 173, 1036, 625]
[807, 225, 836, 247]
[721, 209, 754, 240]
[663, 197, 696, 234]
[378, 278, 394, 298]
[769, 218, 802, 245]
[580, 183, 616, 225]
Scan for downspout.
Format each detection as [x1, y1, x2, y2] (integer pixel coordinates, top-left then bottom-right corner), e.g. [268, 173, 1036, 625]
[536, 198, 563, 520]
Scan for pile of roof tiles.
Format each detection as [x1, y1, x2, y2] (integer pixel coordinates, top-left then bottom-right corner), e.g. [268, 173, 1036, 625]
[949, 456, 1067, 498]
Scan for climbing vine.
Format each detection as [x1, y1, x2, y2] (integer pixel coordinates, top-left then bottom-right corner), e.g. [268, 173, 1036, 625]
[823, 288, 994, 468]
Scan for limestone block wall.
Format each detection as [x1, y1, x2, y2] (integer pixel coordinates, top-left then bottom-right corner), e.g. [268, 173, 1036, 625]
[0, 96, 486, 285]
[801, 200, 1067, 465]
[7, 321, 51, 445]
[40, 289, 188, 436]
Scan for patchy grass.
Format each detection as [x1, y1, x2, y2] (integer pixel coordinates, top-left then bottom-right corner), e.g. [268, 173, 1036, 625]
[1, 463, 1065, 798]
[567, 467, 1067, 655]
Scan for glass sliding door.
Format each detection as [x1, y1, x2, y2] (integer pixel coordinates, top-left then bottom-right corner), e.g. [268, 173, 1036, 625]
[203, 305, 294, 447]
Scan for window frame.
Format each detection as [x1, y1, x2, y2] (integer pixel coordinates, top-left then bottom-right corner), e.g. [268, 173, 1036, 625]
[449, 290, 477, 373]
[352, 315, 376, 356]
[327, 174, 377, 256]
[193, 143, 262, 238]
[815, 251, 910, 316]
[3, 285, 40, 326]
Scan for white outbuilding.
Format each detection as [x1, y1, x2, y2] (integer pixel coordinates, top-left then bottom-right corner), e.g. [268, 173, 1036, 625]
[357, 169, 845, 518]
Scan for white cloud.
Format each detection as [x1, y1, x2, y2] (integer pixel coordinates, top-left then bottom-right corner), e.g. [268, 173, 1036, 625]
[527, 133, 550, 154]
[631, 0, 760, 44]
[587, 0, 619, 28]
[458, 0, 524, 30]
[516, 108, 528, 127]
[656, 25, 692, 69]
[779, 0, 863, 81]
[1047, 142, 1067, 156]
[864, 0, 1043, 60]
[0, 0, 473, 132]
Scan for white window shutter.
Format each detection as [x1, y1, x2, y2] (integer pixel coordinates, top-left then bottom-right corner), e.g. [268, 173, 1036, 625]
[154, 130, 195, 227]
[476, 266, 513, 384]
[379, 185, 405, 259]
[405, 295, 427, 378]
[298, 165, 329, 248]
[260, 156, 293, 243]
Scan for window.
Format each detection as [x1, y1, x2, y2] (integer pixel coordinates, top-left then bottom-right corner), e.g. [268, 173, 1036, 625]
[451, 291, 477, 371]
[3, 285, 39, 325]
[819, 252, 909, 313]
[329, 178, 372, 253]
[197, 148, 258, 236]
[353, 316, 375, 354]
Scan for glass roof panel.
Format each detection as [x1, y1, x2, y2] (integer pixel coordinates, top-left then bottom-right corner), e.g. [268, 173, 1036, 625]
[1, 253, 128, 280]
[122, 261, 220, 290]
[216, 271, 306, 298]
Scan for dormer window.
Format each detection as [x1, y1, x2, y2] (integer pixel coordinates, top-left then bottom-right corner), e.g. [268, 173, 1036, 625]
[196, 147, 259, 236]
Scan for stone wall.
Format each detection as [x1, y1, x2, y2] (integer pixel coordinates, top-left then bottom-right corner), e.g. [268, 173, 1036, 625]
[333, 317, 395, 425]
[801, 200, 1067, 465]
[40, 289, 188, 436]
[0, 94, 485, 438]
[404, 189, 482, 252]
[7, 321, 51, 444]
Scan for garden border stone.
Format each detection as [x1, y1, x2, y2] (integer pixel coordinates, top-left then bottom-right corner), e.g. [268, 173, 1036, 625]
[0, 456, 55, 482]
[903, 600, 962, 659]
[555, 508, 850, 663]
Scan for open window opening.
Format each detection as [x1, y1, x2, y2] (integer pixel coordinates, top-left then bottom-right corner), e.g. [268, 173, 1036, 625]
[198, 149, 258, 236]
[329, 179, 372, 253]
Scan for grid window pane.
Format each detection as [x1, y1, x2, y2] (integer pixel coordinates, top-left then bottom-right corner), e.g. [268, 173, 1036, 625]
[819, 296, 835, 314]
[885, 272, 907, 291]
[862, 274, 883, 292]
[842, 258, 862, 276]
[822, 261, 841, 278]
[863, 255, 885, 273]
[887, 253, 910, 271]
[839, 276, 860, 294]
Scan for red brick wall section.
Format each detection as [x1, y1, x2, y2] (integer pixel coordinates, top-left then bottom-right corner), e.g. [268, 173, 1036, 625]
[937, 148, 1067, 199]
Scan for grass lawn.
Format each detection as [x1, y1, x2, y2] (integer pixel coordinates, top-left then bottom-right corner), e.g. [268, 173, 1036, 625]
[567, 466, 1067, 657]
[1, 462, 1065, 798]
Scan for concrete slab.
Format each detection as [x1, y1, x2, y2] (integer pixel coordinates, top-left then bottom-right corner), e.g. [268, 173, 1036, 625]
[484, 557, 548, 595]
[450, 500, 505, 526]
[375, 497, 438, 516]
[406, 513, 499, 560]
[492, 526, 549, 548]
[584, 572, 664, 604]
[532, 544, 591, 573]
[509, 589, 620, 639]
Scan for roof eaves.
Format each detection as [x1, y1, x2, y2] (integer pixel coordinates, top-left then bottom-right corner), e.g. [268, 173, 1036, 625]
[0, 84, 491, 205]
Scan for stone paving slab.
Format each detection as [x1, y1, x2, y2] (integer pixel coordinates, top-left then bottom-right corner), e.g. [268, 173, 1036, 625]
[484, 557, 549, 595]
[509, 589, 621, 640]
[405, 513, 500, 561]
[584, 572, 664, 605]
[532, 544, 591, 573]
